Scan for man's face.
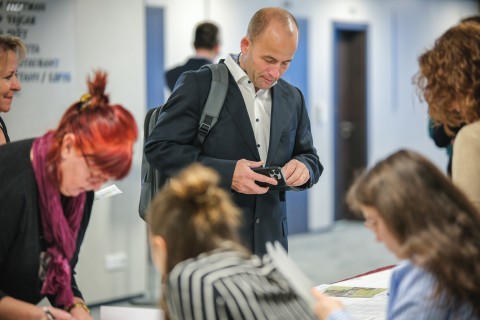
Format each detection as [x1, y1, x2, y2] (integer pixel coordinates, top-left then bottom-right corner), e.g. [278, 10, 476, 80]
[240, 22, 298, 91]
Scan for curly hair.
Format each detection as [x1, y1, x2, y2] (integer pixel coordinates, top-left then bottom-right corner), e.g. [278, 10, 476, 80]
[415, 23, 480, 129]
[347, 150, 480, 317]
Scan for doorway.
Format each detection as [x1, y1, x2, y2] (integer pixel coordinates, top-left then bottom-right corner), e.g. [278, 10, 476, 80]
[333, 24, 368, 220]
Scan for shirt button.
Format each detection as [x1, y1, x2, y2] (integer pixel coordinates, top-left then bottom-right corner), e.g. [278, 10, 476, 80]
[256, 118, 259, 122]
[255, 218, 260, 224]
[257, 144, 260, 148]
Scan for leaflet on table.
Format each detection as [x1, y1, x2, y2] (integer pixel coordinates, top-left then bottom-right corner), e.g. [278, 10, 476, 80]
[267, 240, 391, 319]
[94, 184, 122, 200]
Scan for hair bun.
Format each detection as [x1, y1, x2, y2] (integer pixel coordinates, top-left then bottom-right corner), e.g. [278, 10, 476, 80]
[169, 164, 220, 204]
[87, 70, 109, 107]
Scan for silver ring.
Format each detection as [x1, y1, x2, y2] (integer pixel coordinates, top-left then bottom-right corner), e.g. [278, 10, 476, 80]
[43, 306, 55, 320]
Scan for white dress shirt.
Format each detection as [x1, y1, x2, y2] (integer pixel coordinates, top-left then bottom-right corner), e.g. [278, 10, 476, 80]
[224, 54, 272, 162]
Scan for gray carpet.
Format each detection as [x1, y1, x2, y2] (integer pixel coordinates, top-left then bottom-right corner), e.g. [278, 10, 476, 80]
[289, 220, 398, 286]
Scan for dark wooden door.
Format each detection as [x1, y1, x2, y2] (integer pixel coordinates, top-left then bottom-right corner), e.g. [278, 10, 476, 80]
[333, 25, 368, 220]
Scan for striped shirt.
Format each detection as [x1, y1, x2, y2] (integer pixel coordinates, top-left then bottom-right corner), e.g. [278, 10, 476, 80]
[165, 249, 316, 320]
[327, 260, 478, 320]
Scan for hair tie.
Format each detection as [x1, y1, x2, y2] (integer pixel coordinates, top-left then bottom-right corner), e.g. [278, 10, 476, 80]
[79, 93, 92, 111]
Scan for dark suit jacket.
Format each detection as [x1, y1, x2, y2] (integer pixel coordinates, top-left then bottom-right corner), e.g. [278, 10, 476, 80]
[165, 57, 212, 91]
[146, 63, 323, 255]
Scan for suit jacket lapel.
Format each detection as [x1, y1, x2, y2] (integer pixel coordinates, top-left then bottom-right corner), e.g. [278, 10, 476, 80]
[224, 79, 261, 160]
[266, 86, 290, 165]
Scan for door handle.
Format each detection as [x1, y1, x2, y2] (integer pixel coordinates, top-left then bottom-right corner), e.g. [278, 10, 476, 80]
[340, 121, 355, 139]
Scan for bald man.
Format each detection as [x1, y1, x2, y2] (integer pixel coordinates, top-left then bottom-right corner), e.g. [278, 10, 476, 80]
[146, 7, 323, 255]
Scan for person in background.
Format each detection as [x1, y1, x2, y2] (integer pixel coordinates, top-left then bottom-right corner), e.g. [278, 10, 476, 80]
[0, 35, 26, 144]
[147, 163, 316, 320]
[0, 71, 138, 320]
[165, 21, 220, 91]
[311, 150, 480, 320]
[146, 7, 323, 256]
[415, 20, 480, 211]
[425, 16, 478, 176]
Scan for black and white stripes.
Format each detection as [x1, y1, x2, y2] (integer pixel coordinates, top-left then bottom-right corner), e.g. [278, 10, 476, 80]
[165, 250, 316, 320]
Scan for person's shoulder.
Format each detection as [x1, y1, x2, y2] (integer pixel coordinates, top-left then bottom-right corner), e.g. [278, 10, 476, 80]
[274, 78, 303, 97]
[169, 250, 254, 282]
[184, 57, 211, 69]
[276, 78, 297, 89]
[0, 139, 36, 204]
[455, 120, 480, 149]
[457, 120, 480, 137]
[166, 58, 210, 76]
[0, 138, 35, 166]
[393, 261, 436, 295]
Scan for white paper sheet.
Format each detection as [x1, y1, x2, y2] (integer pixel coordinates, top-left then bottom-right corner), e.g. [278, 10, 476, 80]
[266, 241, 316, 308]
[94, 184, 122, 200]
[315, 268, 393, 320]
[100, 306, 164, 320]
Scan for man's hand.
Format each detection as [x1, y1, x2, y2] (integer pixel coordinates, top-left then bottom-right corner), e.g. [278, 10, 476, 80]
[283, 159, 309, 187]
[232, 159, 278, 194]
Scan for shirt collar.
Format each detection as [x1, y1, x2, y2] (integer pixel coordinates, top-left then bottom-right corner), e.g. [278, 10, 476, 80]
[225, 53, 249, 84]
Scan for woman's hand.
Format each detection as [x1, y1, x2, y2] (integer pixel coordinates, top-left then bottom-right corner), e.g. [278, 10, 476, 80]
[69, 307, 92, 320]
[68, 300, 93, 320]
[0, 296, 74, 320]
[311, 288, 345, 320]
[40, 306, 74, 320]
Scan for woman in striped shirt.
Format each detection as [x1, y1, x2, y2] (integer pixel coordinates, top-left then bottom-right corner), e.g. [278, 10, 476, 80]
[146, 163, 316, 320]
[312, 150, 480, 320]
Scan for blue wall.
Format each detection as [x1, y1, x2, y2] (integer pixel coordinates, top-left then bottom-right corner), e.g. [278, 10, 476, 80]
[282, 18, 310, 234]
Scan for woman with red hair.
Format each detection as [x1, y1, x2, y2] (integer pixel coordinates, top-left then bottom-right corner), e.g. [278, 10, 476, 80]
[0, 71, 138, 320]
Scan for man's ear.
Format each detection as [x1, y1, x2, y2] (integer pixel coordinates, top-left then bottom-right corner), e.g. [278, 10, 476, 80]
[240, 36, 251, 54]
[60, 133, 77, 159]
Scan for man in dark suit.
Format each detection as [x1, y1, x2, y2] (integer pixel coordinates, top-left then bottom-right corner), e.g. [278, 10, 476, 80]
[146, 7, 323, 256]
[165, 22, 220, 91]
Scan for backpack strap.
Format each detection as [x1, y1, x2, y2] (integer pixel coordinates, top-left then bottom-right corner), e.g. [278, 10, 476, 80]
[197, 63, 229, 145]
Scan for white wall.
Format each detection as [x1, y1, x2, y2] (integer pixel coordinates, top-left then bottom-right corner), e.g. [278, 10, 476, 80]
[73, 0, 147, 304]
[2, 0, 477, 304]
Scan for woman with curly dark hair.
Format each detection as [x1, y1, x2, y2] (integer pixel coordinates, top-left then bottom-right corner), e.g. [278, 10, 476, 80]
[312, 150, 480, 319]
[415, 21, 480, 211]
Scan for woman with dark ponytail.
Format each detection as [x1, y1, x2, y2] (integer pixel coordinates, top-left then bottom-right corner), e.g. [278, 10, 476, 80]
[0, 71, 138, 320]
[147, 163, 316, 320]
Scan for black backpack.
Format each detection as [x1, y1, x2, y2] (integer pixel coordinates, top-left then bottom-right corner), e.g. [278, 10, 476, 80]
[138, 63, 229, 220]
